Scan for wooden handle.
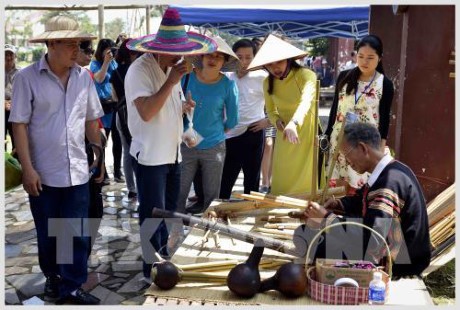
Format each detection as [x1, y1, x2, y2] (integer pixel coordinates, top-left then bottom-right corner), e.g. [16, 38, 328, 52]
[152, 208, 299, 257]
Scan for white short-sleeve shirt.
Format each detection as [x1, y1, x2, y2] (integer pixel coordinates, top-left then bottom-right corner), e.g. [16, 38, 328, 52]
[125, 54, 184, 166]
[225, 70, 267, 139]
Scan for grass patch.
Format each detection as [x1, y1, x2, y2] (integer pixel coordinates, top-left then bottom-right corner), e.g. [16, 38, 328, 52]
[424, 259, 455, 305]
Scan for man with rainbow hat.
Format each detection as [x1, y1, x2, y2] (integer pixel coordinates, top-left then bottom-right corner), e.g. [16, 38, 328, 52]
[125, 7, 217, 282]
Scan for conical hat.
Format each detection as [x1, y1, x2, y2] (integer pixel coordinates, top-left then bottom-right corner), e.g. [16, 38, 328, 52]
[190, 36, 240, 72]
[29, 15, 96, 43]
[127, 8, 217, 55]
[247, 34, 307, 71]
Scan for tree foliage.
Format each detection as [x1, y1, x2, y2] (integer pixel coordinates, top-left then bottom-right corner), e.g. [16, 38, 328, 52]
[105, 18, 125, 41]
[305, 37, 329, 56]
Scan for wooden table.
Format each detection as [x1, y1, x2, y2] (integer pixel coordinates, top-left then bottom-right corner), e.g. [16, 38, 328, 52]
[144, 204, 433, 306]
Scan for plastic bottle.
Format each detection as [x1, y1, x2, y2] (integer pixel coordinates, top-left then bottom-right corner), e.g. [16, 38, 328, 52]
[368, 271, 386, 305]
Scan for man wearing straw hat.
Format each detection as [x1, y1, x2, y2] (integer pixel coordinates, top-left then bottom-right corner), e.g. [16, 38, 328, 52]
[125, 7, 217, 282]
[9, 15, 103, 304]
[296, 122, 431, 278]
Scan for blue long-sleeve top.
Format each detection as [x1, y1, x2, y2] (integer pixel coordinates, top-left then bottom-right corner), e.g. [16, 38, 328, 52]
[182, 72, 239, 149]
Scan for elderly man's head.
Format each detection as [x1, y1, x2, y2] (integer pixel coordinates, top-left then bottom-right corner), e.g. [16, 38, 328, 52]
[339, 123, 383, 174]
[5, 44, 17, 71]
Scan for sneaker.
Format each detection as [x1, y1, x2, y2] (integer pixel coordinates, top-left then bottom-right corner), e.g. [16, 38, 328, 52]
[44, 275, 60, 300]
[127, 191, 137, 199]
[56, 288, 100, 305]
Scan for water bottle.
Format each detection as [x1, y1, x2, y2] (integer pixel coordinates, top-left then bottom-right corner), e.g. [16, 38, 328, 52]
[368, 271, 386, 305]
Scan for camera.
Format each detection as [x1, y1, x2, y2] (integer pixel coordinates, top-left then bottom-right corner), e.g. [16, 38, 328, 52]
[110, 47, 118, 56]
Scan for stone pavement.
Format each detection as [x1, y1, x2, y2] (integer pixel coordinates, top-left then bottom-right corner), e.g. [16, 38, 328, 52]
[4, 169, 245, 305]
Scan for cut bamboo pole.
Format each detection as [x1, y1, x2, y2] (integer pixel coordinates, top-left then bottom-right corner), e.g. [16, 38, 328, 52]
[255, 227, 294, 237]
[311, 79, 320, 200]
[263, 223, 301, 230]
[233, 192, 309, 208]
[229, 208, 302, 218]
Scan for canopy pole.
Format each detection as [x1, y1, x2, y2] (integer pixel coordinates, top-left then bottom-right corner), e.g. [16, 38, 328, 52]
[98, 4, 105, 40]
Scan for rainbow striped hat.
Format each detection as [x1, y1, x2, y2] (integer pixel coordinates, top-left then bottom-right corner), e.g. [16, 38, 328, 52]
[127, 8, 217, 55]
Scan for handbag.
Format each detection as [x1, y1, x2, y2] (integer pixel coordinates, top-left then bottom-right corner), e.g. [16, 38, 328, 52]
[100, 97, 116, 115]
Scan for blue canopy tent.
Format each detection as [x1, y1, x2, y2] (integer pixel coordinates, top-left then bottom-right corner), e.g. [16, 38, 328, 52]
[172, 5, 369, 40]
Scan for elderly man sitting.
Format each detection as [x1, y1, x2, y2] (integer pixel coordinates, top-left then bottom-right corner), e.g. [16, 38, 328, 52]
[294, 122, 431, 279]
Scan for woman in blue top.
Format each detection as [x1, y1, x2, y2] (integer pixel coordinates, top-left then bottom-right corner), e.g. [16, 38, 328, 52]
[90, 38, 124, 183]
[178, 36, 239, 214]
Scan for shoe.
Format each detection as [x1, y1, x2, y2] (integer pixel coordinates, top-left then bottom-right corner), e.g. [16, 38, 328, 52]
[187, 195, 199, 202]
[128, 191, 137, 199]
[259, 186, 269, 194]
[114, 176, 125, 183]
[44, 275, 60, 300]
[56, 288, 100, 305]
[102, 178, 110, 186]
[141, 276, 153, 285]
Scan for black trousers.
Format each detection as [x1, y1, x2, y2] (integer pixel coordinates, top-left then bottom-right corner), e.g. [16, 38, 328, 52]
[219, 129, 264, 199]
[104, 111, 123, 177]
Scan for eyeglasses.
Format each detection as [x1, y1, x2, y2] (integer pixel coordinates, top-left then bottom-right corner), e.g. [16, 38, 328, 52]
[80, 48, 95, 56]
[340, 146, 355, 158]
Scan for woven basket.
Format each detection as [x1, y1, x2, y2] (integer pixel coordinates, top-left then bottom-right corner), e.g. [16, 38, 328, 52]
[304, 222, 392, 305]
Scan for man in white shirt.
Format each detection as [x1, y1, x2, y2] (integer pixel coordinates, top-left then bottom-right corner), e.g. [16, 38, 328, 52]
[220, 39, 270, 199]
[124, 8, 216, 281]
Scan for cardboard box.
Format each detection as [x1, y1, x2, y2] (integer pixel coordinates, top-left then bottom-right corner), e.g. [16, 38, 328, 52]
[315, 259, 390, 287]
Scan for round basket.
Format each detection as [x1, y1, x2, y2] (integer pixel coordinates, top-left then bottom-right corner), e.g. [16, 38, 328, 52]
[304, 221, 392, 305]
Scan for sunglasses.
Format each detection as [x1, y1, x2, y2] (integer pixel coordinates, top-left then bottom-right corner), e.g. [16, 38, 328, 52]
[81, 48, 95, 55]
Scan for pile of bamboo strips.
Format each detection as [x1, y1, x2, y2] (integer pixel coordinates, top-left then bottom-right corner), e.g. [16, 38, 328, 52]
[427, 183, 455, 227]
[426, 183, 455, 254]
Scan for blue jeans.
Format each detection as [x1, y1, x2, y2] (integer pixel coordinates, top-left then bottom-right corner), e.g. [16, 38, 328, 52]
[116, 115, 136, 193]
[136, 162, 181, 277]
[29, 183, 90, 297]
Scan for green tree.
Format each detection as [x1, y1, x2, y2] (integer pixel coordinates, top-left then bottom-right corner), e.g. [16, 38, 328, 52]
[305, 38, 329, 56]
[40, 11, 96, 35]
[105, 18, 125, 41]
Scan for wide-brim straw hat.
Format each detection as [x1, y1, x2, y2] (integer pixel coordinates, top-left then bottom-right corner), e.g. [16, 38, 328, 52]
[247, 34, 308, 71]
[127, 8, 217, 55]
[189, 35, 240, 72]
[29, 15, 96, 43]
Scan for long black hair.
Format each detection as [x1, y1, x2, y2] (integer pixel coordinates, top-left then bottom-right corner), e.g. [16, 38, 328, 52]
[266, 59, 302, 95]
[94, 38, 116, 63]
[338, 34, 385, 95]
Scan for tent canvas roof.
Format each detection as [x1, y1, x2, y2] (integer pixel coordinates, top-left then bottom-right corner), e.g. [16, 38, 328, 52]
[172, 5, 369, 40]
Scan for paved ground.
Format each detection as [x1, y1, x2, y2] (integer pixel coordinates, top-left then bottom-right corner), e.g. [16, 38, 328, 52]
[5, 166, 246, 305]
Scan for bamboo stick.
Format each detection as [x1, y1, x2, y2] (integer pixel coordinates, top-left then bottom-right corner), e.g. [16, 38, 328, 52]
[233, 192, 309, 208]
[229, 208, 302, 218]
[311, 79, 320, 200]
[176, 260, 239, 271]
[255, 227, 294, 237]
[264, 223, 301, 230]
